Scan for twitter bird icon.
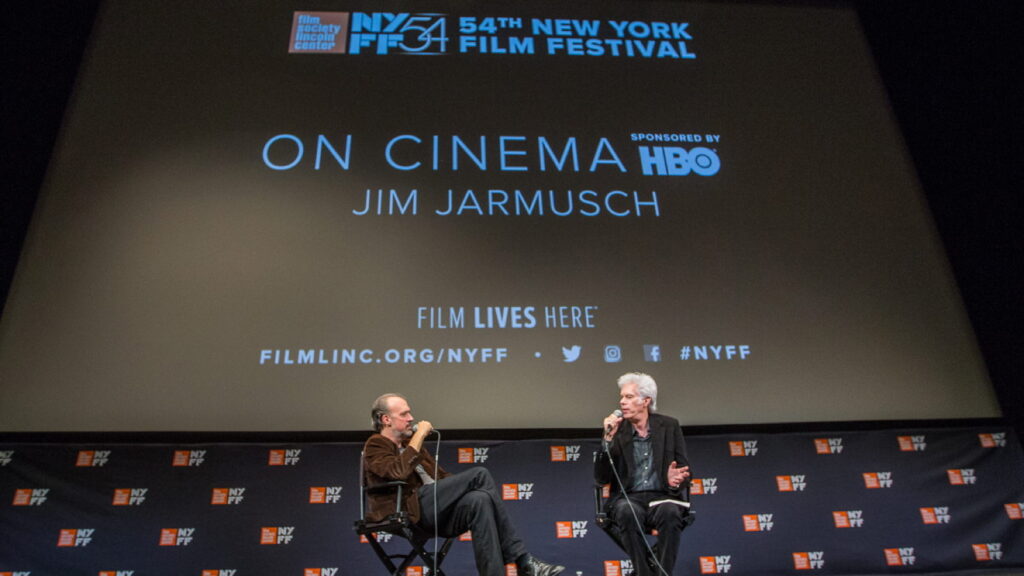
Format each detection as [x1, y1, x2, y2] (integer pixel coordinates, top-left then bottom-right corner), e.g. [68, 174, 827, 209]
[562, 345, 582, 362]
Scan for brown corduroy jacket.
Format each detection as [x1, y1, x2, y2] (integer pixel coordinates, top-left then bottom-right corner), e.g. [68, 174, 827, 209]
[363, 433, 450, 524]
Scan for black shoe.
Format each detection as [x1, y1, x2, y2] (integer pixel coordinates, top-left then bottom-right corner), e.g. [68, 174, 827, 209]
[518, 554, 565, 576]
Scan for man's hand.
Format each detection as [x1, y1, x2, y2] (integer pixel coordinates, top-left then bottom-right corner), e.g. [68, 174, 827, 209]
[409, 420, 433, 450]
[602, 412, 623, 442]
[667, 461, 690, 489]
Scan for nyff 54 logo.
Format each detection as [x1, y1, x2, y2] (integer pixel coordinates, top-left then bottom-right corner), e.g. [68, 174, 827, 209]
[556, 521, 588, 538]
[76, 450, 110, 467]
[12, 489, 48, 506]
[551, 445, 581, 462]
[503, 483, 534, 500]
[700, 556, 732, 574]
[269, 449, 301, 465]
[459, 447, 489, 463]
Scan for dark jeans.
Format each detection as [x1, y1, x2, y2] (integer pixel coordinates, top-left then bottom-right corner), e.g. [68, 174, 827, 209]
[607, 491, 688, 576]
[417, 467, 528, 576]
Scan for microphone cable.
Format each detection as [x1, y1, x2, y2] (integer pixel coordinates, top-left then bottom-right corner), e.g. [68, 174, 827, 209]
[431, 430, 441, 576]
[603, 437, 671, 576]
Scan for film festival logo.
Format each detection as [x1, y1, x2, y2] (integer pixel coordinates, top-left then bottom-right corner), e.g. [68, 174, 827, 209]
[691, 478, 718, 495]
[76, 450, 110, 467]
[793, 552, 825, 570]
[1, 571, 32, 576]
[550, 445, 582, 462]
[743, 514, 774, 532]
[159, 528, 195, 546]
[98, 571, 135, 576]
[304, 569, 340, 576]
[948, 468, 977, 485]
[833, 510, 864, 528]
[309, 486, 343, 504]
[0, 450, 13, 466]
[112, 488, 147, 506]
[729, 440, 758, 457]
[503, 483, 534, 500]
[1004, 503, 1024, 519]
[700, 556, 732, 574]
[360, 531, 393, 544]
[202, 571, 239, 576]
[814, 438, 843, 455]
[172, 450, 205, 467]
[269, 449, 302, 465]
[979, 432, 1007, 448]
[211, 488, 246, 505]
[556, 520, 589, 538]
[604, 559, 635, 576]
[459, 447, 490, 463]
[973, 543, 1003, 562]
[863, 472, 893, 489]
[898, 435, 927, 452]
[289, 12, 449, 55]
[12, 489, 48, 506]
[884, 548, 916, 567]
[920, 507, 951, 525]
[57, 528, 94, 547]
[261, 526, 295, 545]
[776, 475, 807, 492]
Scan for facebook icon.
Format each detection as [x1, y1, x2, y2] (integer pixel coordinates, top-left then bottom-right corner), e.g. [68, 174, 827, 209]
[643, 345, 662, 362]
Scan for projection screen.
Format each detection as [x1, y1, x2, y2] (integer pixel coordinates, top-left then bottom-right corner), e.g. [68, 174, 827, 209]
[0, 0, 999, 431]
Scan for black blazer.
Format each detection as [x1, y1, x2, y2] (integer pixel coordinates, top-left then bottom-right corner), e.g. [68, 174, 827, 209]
[594, 412, 690, 503]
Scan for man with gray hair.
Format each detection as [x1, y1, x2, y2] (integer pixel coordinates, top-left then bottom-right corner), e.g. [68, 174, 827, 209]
[363, 393, 564, 576]
[595, 373, 692, 576]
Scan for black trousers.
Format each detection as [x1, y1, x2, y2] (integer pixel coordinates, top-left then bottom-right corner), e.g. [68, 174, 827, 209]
[417, 467, 528, 576]
[608, 491, 688, 576]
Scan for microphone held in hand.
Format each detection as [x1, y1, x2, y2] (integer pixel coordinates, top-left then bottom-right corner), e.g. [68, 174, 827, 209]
[412, 422, 437, 434]
[605, 409, 623, 433]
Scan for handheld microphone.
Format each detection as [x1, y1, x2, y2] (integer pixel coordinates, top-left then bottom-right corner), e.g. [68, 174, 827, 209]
[605, 409, 623, 433]
[412, 423, 438, 434]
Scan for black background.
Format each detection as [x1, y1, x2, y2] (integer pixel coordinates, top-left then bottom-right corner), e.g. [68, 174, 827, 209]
[1, 0, 1019, 431]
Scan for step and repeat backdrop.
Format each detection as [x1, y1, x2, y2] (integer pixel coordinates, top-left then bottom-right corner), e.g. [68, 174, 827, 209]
[0, 0, 1000, 432]
[4, 425, 1024, 575]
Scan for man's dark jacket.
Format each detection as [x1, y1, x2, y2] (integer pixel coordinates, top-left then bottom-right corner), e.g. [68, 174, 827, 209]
[363, 433, 450, 524]
[594, 412, 690, 504]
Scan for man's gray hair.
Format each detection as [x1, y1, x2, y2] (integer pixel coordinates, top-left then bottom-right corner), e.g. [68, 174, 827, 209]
[618, 372, 657, 411]
[370, 393, 405, 431]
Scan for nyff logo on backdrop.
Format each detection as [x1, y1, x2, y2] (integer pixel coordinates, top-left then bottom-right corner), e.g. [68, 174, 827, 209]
[793, 552, 825, 570]
[556, 520, 588, 538]
[289, 12, 348, 54]
[920, 507, 951, 524]
[76, 450, 110, 467]
[973, 543, 1003, 561]
[0, 450, 13, 466]
[604, 559, 634, 576]
[268, 449, 301, 465]
[948, 468, 977, 485]
[502, 483, 534, 500]
[202, 571, 238, 576]
[898, 435, 927, 451]
[884, 548, 916, 566]
[691, 478, 718, 495]
[863, 471, 894, 489]
[742, 514, 774, 532]
[12, 488, 48, 506]
[1005, 503, 1024, 519]
[172, 450, 205, 467]
[550, 445, 581, 462]
[833, 510, 864, 528]
[112, 488, 147, 506]
[814, 438, 843, 454]
[1, 571, 32, 576]
[776, 475, 806, 492]
[459, 447, 489, 463]
[309, 486, 343, 504]
[729, 440, 757, 456]
[700, 556, 732, 574]
[57, 528, 94, 547]
[98, 571, 134, 576]
[159, 528, 194, 546]
[304, 569, 340, 576]
[979, 433, 1007, 447]
[211, 488, 245, 505]
[261, 526, 295, 545]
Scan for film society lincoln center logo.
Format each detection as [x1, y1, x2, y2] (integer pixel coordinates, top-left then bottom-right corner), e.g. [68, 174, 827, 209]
[290, 12, 349, 54]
